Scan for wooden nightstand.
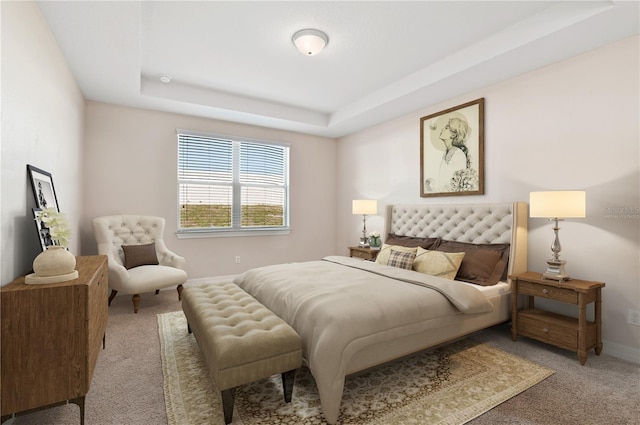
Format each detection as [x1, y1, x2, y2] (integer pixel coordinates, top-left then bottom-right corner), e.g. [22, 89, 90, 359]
[349, 246, 380, 261]
[510, 271, 605, 365]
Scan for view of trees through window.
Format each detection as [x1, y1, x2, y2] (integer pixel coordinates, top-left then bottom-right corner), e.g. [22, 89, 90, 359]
[178, 131, 289, 232]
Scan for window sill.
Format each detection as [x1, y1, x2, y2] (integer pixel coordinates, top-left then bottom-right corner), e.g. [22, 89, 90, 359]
[176, 227, 291, 239]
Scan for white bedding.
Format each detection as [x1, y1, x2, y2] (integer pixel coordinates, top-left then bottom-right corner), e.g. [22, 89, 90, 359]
[463, 280, 510, 297]
[233, 255, 494, 424]
[233, 201, 527, 424]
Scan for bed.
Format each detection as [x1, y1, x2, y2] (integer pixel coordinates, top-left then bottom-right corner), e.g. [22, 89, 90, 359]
[233, 202, 527, 424]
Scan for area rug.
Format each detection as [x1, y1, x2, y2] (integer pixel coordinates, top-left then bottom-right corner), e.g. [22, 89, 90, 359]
[159, 311, 553, 425]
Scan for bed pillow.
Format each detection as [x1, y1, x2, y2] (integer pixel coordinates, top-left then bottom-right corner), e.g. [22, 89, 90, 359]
[385, 234, 440, 249]
[122, 242, 159, 269]
[376, 244, 418, 266]
[434, 240, 510, 286]
[414, 247, 465, 280]
[387, 249, 416, 270]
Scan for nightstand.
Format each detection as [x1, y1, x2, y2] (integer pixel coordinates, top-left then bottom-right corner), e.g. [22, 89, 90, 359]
[349, 246, 380, 261]
[510, 271, 605, 365]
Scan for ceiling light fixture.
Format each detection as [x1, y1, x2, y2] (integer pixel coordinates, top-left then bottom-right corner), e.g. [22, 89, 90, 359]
[159, 74, 172, 83]
[292, 29, 328, 56]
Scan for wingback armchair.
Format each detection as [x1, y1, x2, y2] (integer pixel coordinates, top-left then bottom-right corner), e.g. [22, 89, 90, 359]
[92, 215, 187, 313]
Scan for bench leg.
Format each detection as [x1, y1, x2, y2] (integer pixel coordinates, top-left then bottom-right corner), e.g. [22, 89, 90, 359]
[221, 387, 236, 424]
[281, 369, 297, 403]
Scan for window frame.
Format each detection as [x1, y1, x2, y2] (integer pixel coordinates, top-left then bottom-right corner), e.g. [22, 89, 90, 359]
[176, 129, 290, 239]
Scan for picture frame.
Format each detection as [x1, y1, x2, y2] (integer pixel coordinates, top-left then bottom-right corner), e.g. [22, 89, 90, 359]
[27, 164, 60, 212]
[420, 98, 484, 197]
[32, 208, 54, 252]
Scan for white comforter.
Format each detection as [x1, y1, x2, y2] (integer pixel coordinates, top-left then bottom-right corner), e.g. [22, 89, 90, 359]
[233, 256, 493, 424]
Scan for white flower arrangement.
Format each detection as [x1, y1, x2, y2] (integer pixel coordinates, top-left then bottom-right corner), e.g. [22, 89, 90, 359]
[369, 231, 381, 238]
[38, 207, 72, 248]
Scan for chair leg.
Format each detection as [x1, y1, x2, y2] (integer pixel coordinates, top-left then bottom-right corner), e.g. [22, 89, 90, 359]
[108, 290, 118, 305]
[132, 294, 140, 313]
[177, 284, 183, 301]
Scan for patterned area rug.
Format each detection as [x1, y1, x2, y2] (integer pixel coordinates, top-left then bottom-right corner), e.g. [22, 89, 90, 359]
[159, 311, 553, 425]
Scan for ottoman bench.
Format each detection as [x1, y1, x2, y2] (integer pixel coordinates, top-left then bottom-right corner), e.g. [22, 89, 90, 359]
[181, 282, 302, 424]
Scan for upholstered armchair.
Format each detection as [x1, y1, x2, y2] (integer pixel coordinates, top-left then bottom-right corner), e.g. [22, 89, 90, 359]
[92, 215, 187, 313]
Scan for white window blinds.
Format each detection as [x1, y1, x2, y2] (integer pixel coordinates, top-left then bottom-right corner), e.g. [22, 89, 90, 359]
[178, 131, 289, 234]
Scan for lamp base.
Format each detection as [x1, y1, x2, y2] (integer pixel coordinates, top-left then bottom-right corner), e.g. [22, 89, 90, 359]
[359, 237, 370, 247]
[542, 259, 570, 282]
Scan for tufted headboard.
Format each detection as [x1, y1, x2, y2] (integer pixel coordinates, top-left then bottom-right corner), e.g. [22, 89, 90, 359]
[387, 202, 528, 279]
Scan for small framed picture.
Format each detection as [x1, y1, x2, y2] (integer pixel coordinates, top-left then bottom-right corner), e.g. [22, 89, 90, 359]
[27, 164, 60, 212]
[32, 208, 54, 252]
[420, 98, 484, 197]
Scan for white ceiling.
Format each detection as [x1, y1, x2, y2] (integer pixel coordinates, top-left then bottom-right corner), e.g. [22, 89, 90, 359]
[37, 1, 639, 138]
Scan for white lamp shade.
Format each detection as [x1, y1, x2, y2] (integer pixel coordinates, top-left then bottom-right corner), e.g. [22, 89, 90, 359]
[352, 199, 377, 215]
[529, 191, 586, 218]
[292, 29, 328, 56]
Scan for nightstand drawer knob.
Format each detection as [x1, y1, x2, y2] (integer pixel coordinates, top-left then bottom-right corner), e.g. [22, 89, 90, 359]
[543, 327, 549, 333]
[542, 288, 549, 294]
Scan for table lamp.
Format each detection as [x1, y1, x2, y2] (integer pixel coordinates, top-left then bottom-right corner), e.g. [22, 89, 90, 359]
[352, 200, 377, 247]
[529, 191, 586, 281]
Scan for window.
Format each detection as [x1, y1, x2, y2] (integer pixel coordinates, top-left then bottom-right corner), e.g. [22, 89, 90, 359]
[177, 130, 290, 237]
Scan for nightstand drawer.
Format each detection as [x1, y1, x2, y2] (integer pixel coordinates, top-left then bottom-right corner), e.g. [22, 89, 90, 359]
[518, 281, 577, 303]
[349, 247, 379, 261]
[351, 250, 371, 260]
[518, 311, 577, 351]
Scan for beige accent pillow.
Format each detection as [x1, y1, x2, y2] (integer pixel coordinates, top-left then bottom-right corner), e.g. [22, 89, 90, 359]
[376, 244, 418, 266]
[414, 247, 465, 280]
[122, 242, 159, 269]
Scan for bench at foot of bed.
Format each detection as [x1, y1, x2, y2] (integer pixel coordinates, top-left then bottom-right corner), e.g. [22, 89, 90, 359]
[181, 282, 302, 425]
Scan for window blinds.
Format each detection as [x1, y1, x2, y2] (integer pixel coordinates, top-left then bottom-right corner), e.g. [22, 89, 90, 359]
[178, 132, 289, 231]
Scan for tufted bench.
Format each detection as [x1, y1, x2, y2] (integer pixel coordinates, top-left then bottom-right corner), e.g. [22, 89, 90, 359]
[181, 282, 302, 424]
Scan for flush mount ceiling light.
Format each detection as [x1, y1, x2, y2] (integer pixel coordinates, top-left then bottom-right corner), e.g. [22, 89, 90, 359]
[292, 29, 328, 56]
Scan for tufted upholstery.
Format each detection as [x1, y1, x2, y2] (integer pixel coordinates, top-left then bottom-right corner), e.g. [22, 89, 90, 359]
[390, 203, 514, 244]
[92, 215, 187, 313]
[388, 202, 528, 279]
[182, 283, 302, 424]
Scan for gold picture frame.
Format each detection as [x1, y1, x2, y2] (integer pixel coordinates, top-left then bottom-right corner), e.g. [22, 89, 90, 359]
[420, 98, 484, 197]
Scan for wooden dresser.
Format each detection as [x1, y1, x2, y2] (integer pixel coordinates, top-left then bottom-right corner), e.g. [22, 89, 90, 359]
[1, 255, 108, 424]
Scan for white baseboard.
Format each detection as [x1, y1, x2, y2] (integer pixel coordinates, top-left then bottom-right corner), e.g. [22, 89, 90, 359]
[602, 339, 640, 364]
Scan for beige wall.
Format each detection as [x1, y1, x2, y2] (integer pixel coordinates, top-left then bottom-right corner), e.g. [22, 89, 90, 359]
[337, 36, 640, 362]
[1, 1, 85, 284]
[81, 103, 337, 278]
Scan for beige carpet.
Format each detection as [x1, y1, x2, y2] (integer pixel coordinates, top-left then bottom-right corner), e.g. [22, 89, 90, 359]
[159, 311, 554, 425]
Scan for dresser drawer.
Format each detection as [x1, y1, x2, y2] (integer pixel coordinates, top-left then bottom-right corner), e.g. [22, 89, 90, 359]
[518, 281, 577, 303]
[518, 311, 577, 351]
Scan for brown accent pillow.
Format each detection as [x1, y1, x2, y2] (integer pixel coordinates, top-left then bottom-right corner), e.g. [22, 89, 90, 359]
[434, 240, 510, 286]
[385, 234, 440, 249]
[122, 242, 159, 270]
[386, 249, 416, 270]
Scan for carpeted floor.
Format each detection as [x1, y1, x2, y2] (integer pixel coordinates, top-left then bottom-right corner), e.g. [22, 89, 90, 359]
[158, 311, 553, 425]
[7, 290, 640, 424]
